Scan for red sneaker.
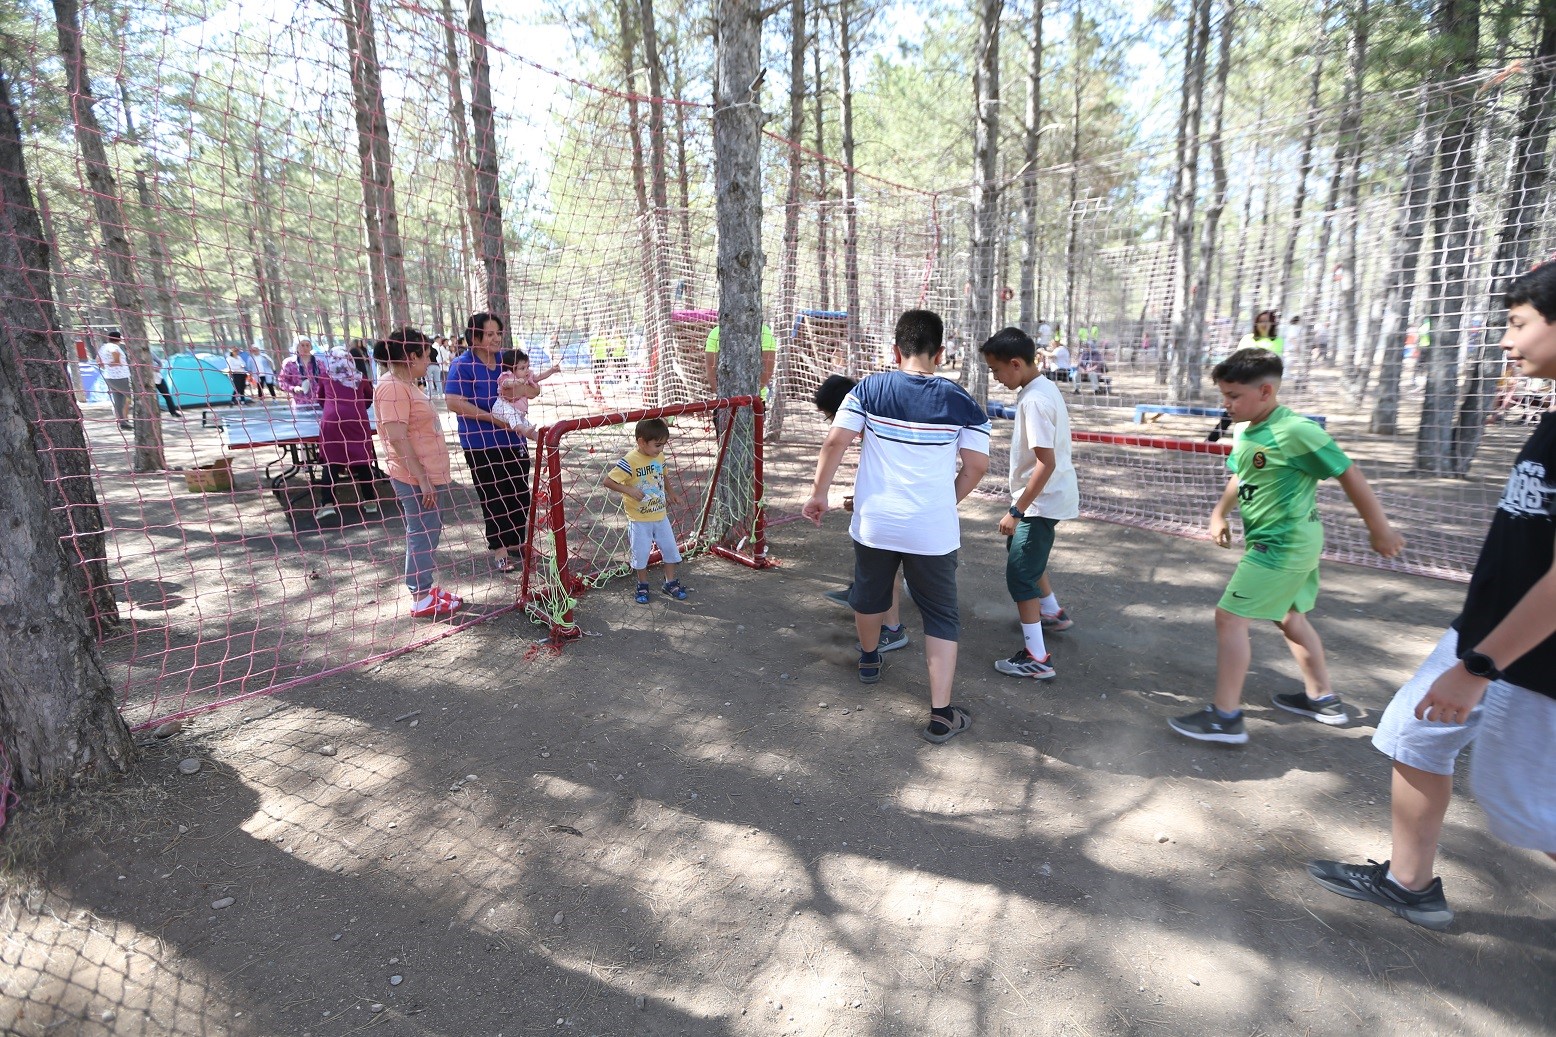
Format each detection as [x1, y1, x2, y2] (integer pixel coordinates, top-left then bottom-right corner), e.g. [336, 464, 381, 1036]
[431, 586, 465, 609]
[410, 595, 455, 619]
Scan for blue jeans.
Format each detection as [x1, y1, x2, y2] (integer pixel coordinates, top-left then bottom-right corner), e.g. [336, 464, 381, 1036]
[392, 479, 444, 597]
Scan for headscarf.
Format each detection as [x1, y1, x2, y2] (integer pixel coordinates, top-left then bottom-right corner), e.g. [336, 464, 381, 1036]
[324, 345, 364, 389]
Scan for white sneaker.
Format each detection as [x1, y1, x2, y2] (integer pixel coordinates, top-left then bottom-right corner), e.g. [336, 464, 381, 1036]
[314, 505, 338, 521]
[363, 502, 380, 515]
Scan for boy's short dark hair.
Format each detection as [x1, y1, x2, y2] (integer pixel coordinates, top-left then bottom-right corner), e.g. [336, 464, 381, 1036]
[894, 309, 944, 358]
[635, 417, 670, 442]
[813, 374, 857, 420]
[1505, 260, 1556, 323]
[979, 327, 1037, 364]
[1212, 347, 1284, 385]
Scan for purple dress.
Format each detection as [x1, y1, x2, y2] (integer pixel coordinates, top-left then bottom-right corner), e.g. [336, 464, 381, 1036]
[317, 354, 377, 468]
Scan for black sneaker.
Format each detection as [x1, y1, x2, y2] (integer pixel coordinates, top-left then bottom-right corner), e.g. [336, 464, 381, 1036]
[1307, 859, 1454, 931]
[822, 587, 852, 607]
[1271, 690, 1348, 726]
[1168, 706, 1248, 744]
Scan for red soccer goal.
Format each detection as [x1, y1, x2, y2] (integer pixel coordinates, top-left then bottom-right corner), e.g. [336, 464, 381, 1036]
[519, 395, 774, 643]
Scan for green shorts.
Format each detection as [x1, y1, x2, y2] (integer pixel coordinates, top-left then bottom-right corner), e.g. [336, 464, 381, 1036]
[1218, 553, 1320, 621]
[1006, 516, 1058, 602]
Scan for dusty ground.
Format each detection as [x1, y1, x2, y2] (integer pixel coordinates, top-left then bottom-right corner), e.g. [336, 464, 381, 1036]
[4, 473, 1554, 1035]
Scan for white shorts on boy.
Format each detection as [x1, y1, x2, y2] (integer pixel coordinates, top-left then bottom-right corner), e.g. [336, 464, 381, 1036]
[629, 517, 682, 571]
[1471, 681, 1556, 853]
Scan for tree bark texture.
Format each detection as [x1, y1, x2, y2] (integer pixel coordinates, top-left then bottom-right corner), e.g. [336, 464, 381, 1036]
[1276, 49, 1326, 322]
[1450, 14, 1556, 470]
[346, 0, 410, 329]
[53, 0, 165, 473]
[1415, 0, 1479, 474]
[771, 0, 807, 440]
[1186, 2, 1234, 392]
[1018, 1, 1043, 334]
[118, 82, 181, 354]
[838, 1, 864, 377]
[467, 0, 510, 341]
[812, 42, 830, 313]
[635, 0, 675, 404]
[0, 61, 134, 793]
[337, 0, 390, 333]
[712, 0, 765, 534]
[1334, 0, 1369, 385]
[1167, 0, 1211, 403]
[438, 0, 480, 285]
[1063, 8, 1083, 352]
[967, 0, 1002, 405]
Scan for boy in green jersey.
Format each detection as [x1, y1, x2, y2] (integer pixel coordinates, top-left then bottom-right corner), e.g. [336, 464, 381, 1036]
[1170, 348, 1404, 744]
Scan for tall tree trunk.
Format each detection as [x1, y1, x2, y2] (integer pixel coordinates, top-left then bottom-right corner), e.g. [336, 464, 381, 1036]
[1277, 47, 1326, 390]
[1018, 1, 1043, 333]
[468, 0, 510, 340]
[338, 0, 389, 333]
[638, 0, 675, 402]
[117, 82, 181, 354]
[248, 128, 289, 355]
[1063, 8, 1082, 354]
[0, 58, 134, 792]
[1167, 0, 1211, 403]
[1186, 2, 1234, 393]
[838, 0, 863, 377]
[671, 43, 695, 305]
[33, 182, 83, 397]
[772, 0, 807, 438]
[53, 0, 164, 472]
[1334, 0, 1369, 385]
[348, 0, 409, 327]
[1415, 0, 1479, 473]
[617, 0, 661, 400]
[1450, 13, 1556, 470]
[711, 0, 765, 533]
[813, 41, 830, 312]
[967, 0, 1002, 404]
[438, 0, 480, 292]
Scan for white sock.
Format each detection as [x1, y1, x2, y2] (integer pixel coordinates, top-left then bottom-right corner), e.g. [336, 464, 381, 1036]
[1385, 867, 1421, 893]
[1039, 593, 1060, 615]
[1021, 622, 1048, 661]
[413, 593, 436, 611]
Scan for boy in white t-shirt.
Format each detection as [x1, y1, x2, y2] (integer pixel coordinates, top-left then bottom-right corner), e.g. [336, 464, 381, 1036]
[803, 309, 992, 743]
[981, 327, 1080, 679]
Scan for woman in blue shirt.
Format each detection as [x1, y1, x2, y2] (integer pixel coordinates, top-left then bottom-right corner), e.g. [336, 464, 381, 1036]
[444, 312, 534, 572]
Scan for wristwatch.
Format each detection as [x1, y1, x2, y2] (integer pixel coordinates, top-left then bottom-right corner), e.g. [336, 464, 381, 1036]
[1460, 650, 1503, 681]
[1008, 506, 1024, 518]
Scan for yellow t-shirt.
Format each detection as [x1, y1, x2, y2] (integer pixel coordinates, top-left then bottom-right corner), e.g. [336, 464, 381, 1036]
[705, 324, 777, 353]
[606, 447, 669, 521]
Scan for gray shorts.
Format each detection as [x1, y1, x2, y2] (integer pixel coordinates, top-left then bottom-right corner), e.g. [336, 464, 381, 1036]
[851, 540, 959, 642]
[1372, 630, 1481, 776]
[628, 517, 681, 570]
[1471, 682, 1556, 853]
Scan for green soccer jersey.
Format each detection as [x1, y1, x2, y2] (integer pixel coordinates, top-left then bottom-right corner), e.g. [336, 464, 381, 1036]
[1228, 405, 1351, 570]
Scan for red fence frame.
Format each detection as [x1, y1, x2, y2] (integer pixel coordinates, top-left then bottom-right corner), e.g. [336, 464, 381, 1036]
[519, 395, 773, 643]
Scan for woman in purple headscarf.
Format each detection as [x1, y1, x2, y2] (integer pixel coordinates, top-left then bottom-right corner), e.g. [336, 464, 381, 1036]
[315, 345, 380, 519]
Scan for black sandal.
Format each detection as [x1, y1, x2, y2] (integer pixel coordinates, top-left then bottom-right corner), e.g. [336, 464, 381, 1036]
[922, 705, 972, 744]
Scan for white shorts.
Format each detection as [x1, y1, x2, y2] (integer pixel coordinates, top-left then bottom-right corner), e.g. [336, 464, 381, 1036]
[628, 517, 681, 571]
[1372, 630, 1482, 776]
[1471, 681, 1556, 853]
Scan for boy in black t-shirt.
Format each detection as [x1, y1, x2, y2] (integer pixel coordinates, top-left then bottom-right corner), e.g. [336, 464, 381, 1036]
[1309, 261, 1556, 930]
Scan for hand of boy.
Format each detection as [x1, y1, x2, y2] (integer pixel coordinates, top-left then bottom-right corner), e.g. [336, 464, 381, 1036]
[1414, 664, 1487, 725]
[998, 513, 1018, 537]
[801, 493, 828, 525]
[1209, 514, 1232, 548]
[1370, 525, 1405, 558]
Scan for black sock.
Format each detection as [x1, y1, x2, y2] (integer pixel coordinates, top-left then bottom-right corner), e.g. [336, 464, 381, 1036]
[931, 705, 953, 720]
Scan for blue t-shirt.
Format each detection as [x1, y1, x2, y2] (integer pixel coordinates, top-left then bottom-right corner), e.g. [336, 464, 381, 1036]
[445, 349, 528, 453]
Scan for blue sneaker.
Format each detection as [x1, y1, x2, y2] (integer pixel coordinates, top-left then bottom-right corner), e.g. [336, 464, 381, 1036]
[634, 583, 650, 604]
[662, 579, 690, 601]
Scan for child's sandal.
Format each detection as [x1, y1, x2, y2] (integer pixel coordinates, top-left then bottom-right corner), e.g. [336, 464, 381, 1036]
[661, 579, 689, 601]
[634, 583, 650, 604]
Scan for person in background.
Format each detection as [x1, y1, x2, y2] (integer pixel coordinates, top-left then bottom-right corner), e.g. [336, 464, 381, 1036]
[280, 337, 325, 409]
[153, 352, 182, 418]
[254, 348, 279, 398]
[225, 347, 250, 405]
[98, 330, 133, 429]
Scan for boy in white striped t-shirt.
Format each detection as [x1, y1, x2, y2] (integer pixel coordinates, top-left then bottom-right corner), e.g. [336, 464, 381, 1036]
[803, 309, 992, 743]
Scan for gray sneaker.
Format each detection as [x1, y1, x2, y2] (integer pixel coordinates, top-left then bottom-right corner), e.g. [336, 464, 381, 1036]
[823, 587, 852, 607]
[1168, 706, 1248, 744]
[1272, 690, 1348, 726]
[856, 625, 909, 653]
[994, 648, 1056, 680]
[1307, 859, 1454, 930]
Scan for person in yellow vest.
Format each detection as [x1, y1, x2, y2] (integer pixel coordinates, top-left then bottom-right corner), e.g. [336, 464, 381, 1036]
[705, 323, 776, 398]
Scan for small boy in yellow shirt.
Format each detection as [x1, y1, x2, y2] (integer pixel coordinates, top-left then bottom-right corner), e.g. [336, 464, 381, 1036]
[602, 417, 691, 603]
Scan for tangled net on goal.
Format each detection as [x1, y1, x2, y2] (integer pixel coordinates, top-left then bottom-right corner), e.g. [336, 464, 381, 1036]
[519, 396, 772, 643]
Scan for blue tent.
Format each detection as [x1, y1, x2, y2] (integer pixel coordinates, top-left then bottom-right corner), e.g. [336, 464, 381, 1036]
[166, 352, 235, 408]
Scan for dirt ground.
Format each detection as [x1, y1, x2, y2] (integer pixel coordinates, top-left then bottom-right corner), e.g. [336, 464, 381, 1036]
[4, 458, 1554, 1035]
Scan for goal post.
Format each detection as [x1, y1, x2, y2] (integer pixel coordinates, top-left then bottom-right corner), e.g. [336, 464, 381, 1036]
[519, 395, 774, 643]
